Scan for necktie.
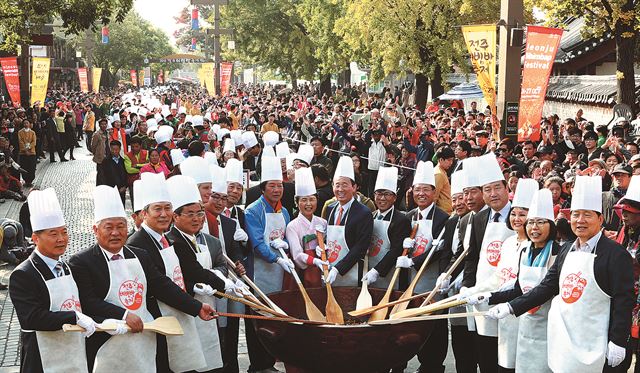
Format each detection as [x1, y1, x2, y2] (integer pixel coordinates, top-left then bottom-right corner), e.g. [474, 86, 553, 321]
[190, 237, 199, 251]
[211, 214, 220, 238]
[418, 213, 423, 221]
[335, 207, 344, 226]
[377, 214, 384, 220]
[493, 212, 501, 223]
[160, 235, 170, 249]
[224, 208, 231, 218]
[54, 262, 64, 277]
[111, 254, 122, 261]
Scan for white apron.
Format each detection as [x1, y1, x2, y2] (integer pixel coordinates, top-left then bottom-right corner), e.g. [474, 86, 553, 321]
[368, 211, 392, 289]
[30, 260, 88, 373]
[156, 242, 207, 373]
[93, 247, 156, 373]
[326, 206, 358, 287]
[470, 221, 513, 337]
[254, 201, 287, 294]
[516, 243, 555, 373]
[410, 210, 434, 294]
[547, 248, 610, 373]
[448, 222, 467, 327]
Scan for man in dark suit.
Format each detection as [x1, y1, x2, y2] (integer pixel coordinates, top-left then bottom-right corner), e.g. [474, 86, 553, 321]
[45, 107, 67, 163]
[312, 164, 334, 217]
[102, 140, 128, 205]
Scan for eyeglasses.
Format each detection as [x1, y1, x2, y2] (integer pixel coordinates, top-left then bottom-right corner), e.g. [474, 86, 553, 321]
[374, 191, 395, 199]
[526, 219, 549, 227]
[180, 211, 205, 219]
[210, 194, 228, 202]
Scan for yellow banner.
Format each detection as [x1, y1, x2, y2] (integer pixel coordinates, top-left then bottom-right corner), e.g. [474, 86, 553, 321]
[138, 70, 145, 87]
[197, 68, 205, 87]
[202, 63, 215, 96]
[461, 25, 497, 115]
[92, 68, 102, 93]
[30, 57, 50, 106]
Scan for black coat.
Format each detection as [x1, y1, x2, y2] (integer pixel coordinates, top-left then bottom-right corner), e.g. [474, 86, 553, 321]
[406, 205, 450, 270]
[101, 156, 127, 189]
[9, 253, 81, 373]
[372, 208, 412, 277]
[326, 200, 374, 276]
[315, 184, 334, 217]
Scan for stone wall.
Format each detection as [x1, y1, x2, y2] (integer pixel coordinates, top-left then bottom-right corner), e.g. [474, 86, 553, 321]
[543, 99, 613, 126]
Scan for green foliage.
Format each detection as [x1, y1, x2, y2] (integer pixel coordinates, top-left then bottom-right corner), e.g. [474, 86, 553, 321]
[173, 6, 213, 53]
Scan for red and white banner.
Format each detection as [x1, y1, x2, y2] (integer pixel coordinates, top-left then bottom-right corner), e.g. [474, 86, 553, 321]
[0, 57, 21, 106]
[158, 70, 164, 84]
[517, 26, 563, 142]
[78, 67, 89, 93]
[130, 70, 138, 87]
[220, 62, 233, 96]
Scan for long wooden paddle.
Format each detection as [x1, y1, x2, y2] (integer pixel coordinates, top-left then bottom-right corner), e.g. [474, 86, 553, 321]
[370, 311, 486, 326]
[277, 248, 326, 322]
[213, 290, 287, 318]
[391, 297, 469, 320]
[63, 316, 183, 336]
[224, 271, 269, 310]
[317, 229, 344, 325]
[368, 224, 419, 322]
[355, 255, 372, 311]
[215, 311, 329, 326]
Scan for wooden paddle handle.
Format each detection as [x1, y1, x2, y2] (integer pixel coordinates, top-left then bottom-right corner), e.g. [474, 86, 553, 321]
[214, 290, 286, 318]
[316, 230, 330, 278]
[216, 312, 328, 325]
[421, 246, 470, 306]
[277, 248, 303, 285]
[409, 223, 419, 240]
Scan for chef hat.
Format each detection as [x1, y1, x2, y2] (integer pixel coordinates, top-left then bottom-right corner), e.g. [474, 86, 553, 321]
[167, 175, 201, 211]
[285, 153, 296, 171]
[263, 131, 279, 147]
[619, 175, 640, 204]
[223, 138, 236, 154]
[275, 142, 290, 159]
[294, 144, 314, 165]
[170, 149, 186, 166]
[138, 107, 149, 117]
[527, 189, 555, 221]
[226, 158, 244, 185]
[212, 125, 221, 138]
[571, 175, 602, 212]
[210, 165, 228, 194]
[334, 156, 355, 182]
[261, 156, 283, 183]
[242, 131, 259, 148]
[412, 161, 435, 187]
[295, 168, 317, 197]
[462, 157, 482, 189]
[170, 103, 177, 110]
[191, 115, 203, 127]
[262, 146, 276, 158]
[132, 180, 144, 212]
[137, 172, 171, 208]
[476, 153, 504, 186]
[154, 113, 162, 122]
[146, 118, 157, 127]
[218, 128, 230, 140]
[29, 188, 65, 231]
[161, 107, 171, 118]
[203, 151, 218, 166]
[450, 169, 466, 196]
[93, 185, 127, 223]
[154, 125, 174, 144]
[180, 156, 210, 184]
[230, 130, 243, 145]
[374, 166, 398, 193]
[178, 107, 187, 114]
[512, 179, 539, 209]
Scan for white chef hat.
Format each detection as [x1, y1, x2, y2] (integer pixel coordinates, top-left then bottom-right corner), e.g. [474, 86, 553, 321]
[178, 107, 187, 114]
[285, 153, 296, 171]
[137, 172, 171, 207]
[242, 131, 259, 148]
[463, 157, 482, 189]
[180, 156, 210, 184]
[170, 149, 186, 166]
[294, 144, 314, 165]
[263, 131, 279, 147]
[571, 175, 602, 212]
[210, 165, 228, 194]
[203, 152, 218, 166]
[29, 188, 65, 232]
[528, 189, 555, 221]
[191, 115, 203, 127]
[261, 156, 283, 183]
[262, 146, 276, 158]
[146, 118, 157, 127]
[374, 166, 398, 193]
[161, 107, 170, 118]
[450, 169, 466, 196]
[275, 142, 290, 159]
[170, 103, 177, 110]
[223, 138, 236, 154]
[93, 185, 127, 223]
[512, 179, 539, 209]
[230, 130, 243, 146]
[295, 168, 317, 197]
[154, 113, 162, 122]
[218, 128, 230, 139]
[167, 175, 201, 211]
[132, 179, 144, 212]
[413, 161, 435, 187]
[476, 153, 504, 186]
[154, 125, 174, 144]
[334, 156, 355, 182]
[226, 158, 244, 185]
[619, 175, 640, 204]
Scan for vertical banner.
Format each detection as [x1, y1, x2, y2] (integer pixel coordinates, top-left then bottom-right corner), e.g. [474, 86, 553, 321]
[30, 57, 50, 106]
[220, 62, 233, 96]
[197, 68, 205, 87]
[191, 8, 199, 30]
[0, 57, 21, 106]
[143, 67, 151, 86]
[157, 70, 164, 84]
[461, 25, 497, 120]
[518, 26, 563, 142]
[138, 69, 145, 87]
[92, 67, 102, 93]
[130, 70, 138, 86]
[202, 63, 215, 96]
[101, 26, 109, 44]
[78, 67, 89, 93]
[191, 38, 197, 51]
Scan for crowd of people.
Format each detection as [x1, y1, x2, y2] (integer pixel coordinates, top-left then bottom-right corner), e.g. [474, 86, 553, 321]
[5, 81, 640, 373]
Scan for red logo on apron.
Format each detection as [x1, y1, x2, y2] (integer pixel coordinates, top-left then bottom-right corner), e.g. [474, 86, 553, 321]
[268, 229, 285, 241]
[561, 272, 587, 304]
[60, 295, 82, 312]
[326, 240, 341, 263]
[486, 241, 503, 266]
[118, 279, 144, 310]
[173, 266, 185, 291]
[369, 235, 383, 257]
[521, 286, 541, 314]
[412, 237, 430, 257]
[500, 267, 517, 284]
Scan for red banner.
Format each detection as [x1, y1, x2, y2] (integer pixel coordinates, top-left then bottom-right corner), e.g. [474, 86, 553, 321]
[130, 70, 138, 87]
[518, 26, 563, 142]
[78, 67, 89, 93]
[0, 57, 21, 106]
[220, 62, 233, 96]
[158, 70, 164, 84]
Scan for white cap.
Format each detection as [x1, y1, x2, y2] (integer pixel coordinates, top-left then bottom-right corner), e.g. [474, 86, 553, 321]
[210, 165, 228, 194]
[29, 188, 65, 231]
[620, 175, 640, 204]
[275, 142, 290, 159]
[476, 153, 504, 186]
[450, 169, 466, 196]
[211, 125, 221, 138]
[285, 153, 296, 170]
[230, 130, 243, 146]
[146, 118, 157, 128]
[218, 128, 230, 139]
[242, 131, 259, 148]
[170, 103, 177, 110]
[226, 158, 244, 185]
[463, 157, 482, 189]
[161, 107, 171, 118]
[154, 113, 162, 122]
[528, 189, 554, 221]
[93, 185, 127, 223]
[154, 125, 174, 144]
[512, 179, 539, 209]
[261, 156, 283, 183]
[334, 156, 355, 181]
[294, 144, 314, 165]
[223, 138, 236, 154]
[167, 175, 201, 210]
[133, 180, 144, 212]
[191, 115, 203, 127]
[170, 149, 185, 166]
[413, 161, 435, 187]
[263, 131, 279, 147]
[374, 166, 398, 193]
[203, 152, 218, 166]
[295, 168, 317, 197]
[178, 107, 187, 114]
[571, 175, 602, 212]
[180, 156, 211, 184]
[262, 146, 276, 158]
[137, 173, 171, 207]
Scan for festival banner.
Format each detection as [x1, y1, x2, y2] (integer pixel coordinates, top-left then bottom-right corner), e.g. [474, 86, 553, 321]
[202, 63, 215, 96]
[220, 62, 233, 96]
[191, 8, 199, 30]
[138, 69, 145, 87]
[0, 57, 21, 106]
[461, 25, 497, 118]
[143, 67, 151, 86]
[157, 70, 164, 84]
[78, 67, 89, 93]
[130, 69, 138, 86]
[101, 26, 109, 44]
[30, 57, 50, 106]
[518, 25, 563, 142]
[92, 67, 102, 93]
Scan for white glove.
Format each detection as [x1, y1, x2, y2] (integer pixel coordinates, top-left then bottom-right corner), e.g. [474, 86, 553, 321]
[231, 279, 246, 298]
[193, 283, 216, 296]
[233, 227, 248, 242]
[75, 311, 97, 338]
[466, 292, 492, 306]
[315, 245, 324, 258]
[450, 275, 463, 293]
[607, 341, 626, 367]
[485, 303, 512, 320]
[361, 268, 379, 285]
[270, 238, 288, 251]
[276, 257, 295, 273]
[436, 273, 451, 293]
[312, 257, 329, 271]
[402, 238, 415, 249]
[498, 278, 516, 292]
[326, 267, 339, 284]
[395, 256, 413, 269]
[101, 319, 128, 335]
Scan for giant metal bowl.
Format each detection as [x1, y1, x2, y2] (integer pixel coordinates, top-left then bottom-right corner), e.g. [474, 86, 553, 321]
[252, 286, 438, 373]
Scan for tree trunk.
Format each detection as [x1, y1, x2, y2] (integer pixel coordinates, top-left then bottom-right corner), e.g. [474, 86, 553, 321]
[290, 73, 298, 92]
[319, 74, 332, 98]
[430, 64, 444, 102]
[414, 73, 429, 111]
[19, 43, 30, 108]
[615, 1, 636, 114]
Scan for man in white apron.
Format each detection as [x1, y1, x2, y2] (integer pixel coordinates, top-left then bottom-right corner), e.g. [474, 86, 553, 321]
[126, 175, 218, 372]
[10, 188, 97, 373]
[489, 176, 634, 373]
[321, 156, 373, 286]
